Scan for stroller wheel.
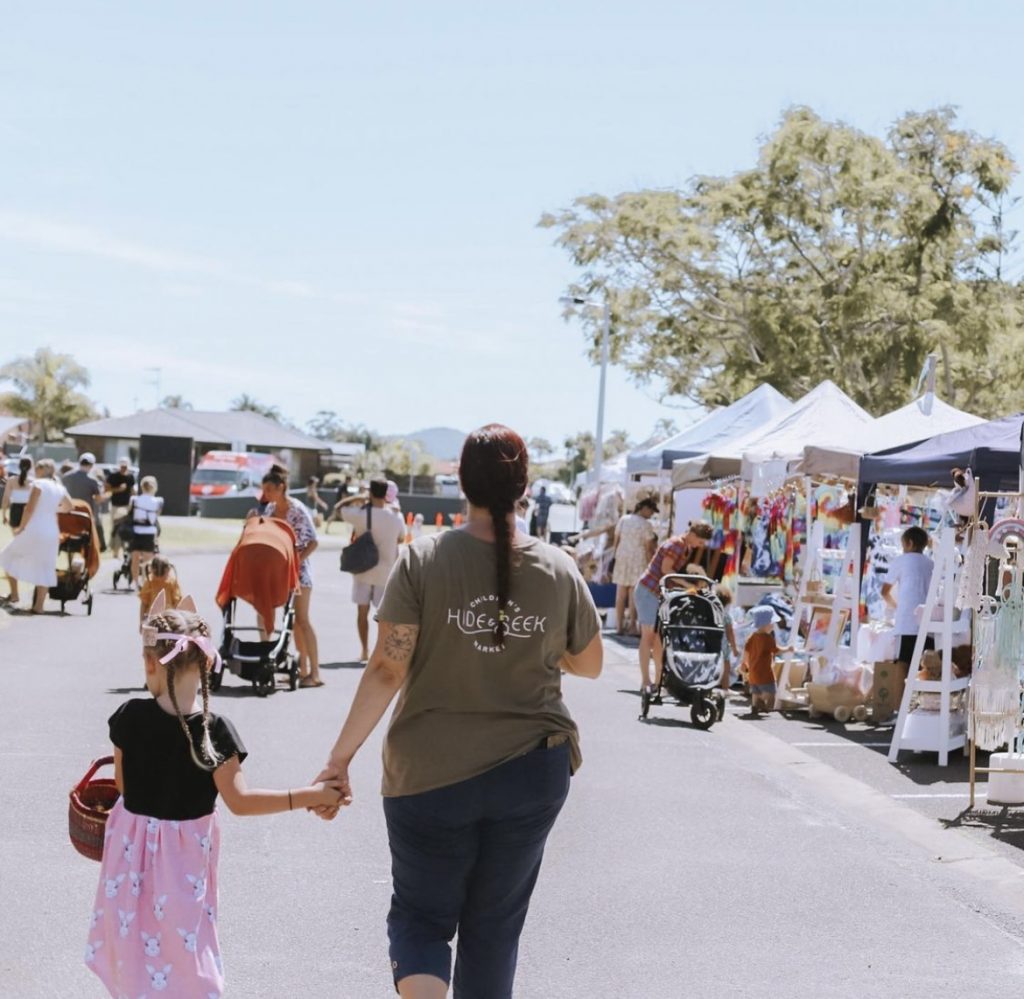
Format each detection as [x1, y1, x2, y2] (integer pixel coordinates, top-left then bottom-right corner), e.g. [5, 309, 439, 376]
[209, 669, 223, 693]
[288, 656, 299, 692]
[86, 594, 93, 616]
[639, 686, 651, 721]
[690, 697, 716, 730]
[112, 571, 119, 590]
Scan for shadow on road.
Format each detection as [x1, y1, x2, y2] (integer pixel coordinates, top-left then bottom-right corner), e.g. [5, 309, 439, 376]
[940, 806, 1024, 851]
[321, 660, 366, 670]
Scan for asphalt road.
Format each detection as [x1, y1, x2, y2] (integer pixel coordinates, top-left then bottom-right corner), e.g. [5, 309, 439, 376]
[5, 543, 1024, 997]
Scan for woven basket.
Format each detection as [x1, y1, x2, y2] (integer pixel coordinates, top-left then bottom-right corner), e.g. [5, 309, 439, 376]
[69, 756, 119, 862]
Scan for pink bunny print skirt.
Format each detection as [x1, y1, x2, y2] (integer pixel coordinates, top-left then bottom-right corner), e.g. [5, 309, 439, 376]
[85, 799, 224, 997]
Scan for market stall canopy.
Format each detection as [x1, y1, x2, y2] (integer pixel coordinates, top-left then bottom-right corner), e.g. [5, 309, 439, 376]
[671, 380, 872, 489]
[859, 413, 1024, 490]
[574, 449, 630, 488]
[794, 395, 986, 479]
[626, 383, 791, 474]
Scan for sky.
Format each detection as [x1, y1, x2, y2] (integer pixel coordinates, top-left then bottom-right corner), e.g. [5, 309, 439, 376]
[2, 1, 1024, 452]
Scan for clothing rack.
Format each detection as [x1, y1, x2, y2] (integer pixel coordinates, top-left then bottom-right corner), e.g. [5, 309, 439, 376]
[967, 485, 1024, 808]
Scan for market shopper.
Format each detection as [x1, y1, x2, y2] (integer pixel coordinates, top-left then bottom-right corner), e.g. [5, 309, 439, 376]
[63, 452, 108, 552]
[128, 476, 163, 586]
[611, 498, 659, 635]
[1, 457, 33, 531]
[253, 468, 322, 687]
[313, 423, 603, 999]
[633, 521, 714, 696]
[105, 457, 135, 558]
[882, 526, 934, 666]
[336, 480, 407, 663]
[0, 459, 72, 612]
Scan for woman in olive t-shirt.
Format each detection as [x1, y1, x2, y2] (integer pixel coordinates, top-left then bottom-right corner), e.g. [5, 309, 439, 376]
[315, 424, 603, 999]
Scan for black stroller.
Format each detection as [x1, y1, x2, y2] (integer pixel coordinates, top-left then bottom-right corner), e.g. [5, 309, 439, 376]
[111, 517, 155, 590]
[640, 574, 726, 729]
[211, 517, 300, 696]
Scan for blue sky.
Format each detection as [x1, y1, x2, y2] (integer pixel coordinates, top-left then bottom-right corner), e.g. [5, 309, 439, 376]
[2, 1, 1022, 449]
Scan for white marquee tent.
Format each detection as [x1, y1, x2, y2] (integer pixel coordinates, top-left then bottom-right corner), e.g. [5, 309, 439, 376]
[671, 380, 874, 489]
[794, 394, 986, 480]
[626, 384, 792, 475]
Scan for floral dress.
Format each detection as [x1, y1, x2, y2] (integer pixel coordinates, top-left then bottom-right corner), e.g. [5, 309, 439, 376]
[259, 498, 317, 588]
[612, 513, 657, 587]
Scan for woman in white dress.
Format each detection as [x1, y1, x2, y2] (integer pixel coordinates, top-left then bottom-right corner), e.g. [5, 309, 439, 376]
[611, 497, 659, 635]
[0, 458, 72, 612]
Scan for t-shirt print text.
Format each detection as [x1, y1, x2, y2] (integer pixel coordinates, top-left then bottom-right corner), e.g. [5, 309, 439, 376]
[447, 594, 547, 654]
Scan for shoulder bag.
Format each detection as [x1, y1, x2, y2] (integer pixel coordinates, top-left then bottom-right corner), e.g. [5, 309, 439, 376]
[340, 503, 380, 574]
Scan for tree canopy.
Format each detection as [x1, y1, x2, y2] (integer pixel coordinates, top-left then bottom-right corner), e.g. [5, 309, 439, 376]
[0, 348, 97, 441]
[541, 106, 1021, 417]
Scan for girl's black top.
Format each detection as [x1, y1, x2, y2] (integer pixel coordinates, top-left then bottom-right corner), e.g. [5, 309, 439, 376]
[109, 698, 247, 821]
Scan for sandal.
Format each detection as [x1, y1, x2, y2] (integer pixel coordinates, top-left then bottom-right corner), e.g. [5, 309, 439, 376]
[299, 676, 325, 688]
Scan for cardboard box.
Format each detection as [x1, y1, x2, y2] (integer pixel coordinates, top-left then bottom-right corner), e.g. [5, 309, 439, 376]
[870, 659, 906, 723]
[773, 658, 808, 687]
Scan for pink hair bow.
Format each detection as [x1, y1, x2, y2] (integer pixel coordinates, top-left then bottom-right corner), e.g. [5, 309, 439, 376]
[155, 632, 223, 674]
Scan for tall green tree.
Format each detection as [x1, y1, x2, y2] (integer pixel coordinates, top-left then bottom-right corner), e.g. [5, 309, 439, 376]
[0, 347, 97, 441]
[541, 106, 1020, 417]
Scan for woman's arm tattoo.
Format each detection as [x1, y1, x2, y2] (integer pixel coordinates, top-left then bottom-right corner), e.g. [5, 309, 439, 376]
[383, 624, 419, 662]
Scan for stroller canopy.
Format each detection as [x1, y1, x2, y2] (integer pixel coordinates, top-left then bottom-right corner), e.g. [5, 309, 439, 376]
[59, 502, 101, 579]
[215, 517, 299, 624]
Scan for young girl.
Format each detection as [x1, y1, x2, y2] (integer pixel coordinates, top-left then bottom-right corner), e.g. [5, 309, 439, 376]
[137, 556, 182, 623]
[85, 593, 343, 998]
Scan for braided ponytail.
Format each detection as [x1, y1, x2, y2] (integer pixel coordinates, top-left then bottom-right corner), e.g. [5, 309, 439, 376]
[150, 610, 221, 772]
[458, 424, 530, 650]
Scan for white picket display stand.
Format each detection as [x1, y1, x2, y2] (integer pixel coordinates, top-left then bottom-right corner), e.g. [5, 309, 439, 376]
[887, 528, 969, 766]
[775, 523, 861, 710]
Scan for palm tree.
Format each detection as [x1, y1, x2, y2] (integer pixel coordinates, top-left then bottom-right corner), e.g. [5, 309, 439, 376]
[230, 394, 281, 421]
[0, 347, 96, 441]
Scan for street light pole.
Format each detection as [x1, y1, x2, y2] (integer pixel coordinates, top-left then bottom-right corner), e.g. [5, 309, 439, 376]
[560, 295, 611, 487]
[593, 301, 610, 487]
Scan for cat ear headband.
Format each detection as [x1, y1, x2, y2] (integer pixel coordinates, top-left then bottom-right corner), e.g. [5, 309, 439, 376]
[142, 591, 223, 674]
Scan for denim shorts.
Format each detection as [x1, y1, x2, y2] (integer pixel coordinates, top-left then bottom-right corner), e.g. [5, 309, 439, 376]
[632, 582, 660, 627]
[750, 682, 777, 695]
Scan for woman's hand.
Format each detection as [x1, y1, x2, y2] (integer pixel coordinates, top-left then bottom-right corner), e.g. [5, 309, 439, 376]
[310, 758, 352, 820]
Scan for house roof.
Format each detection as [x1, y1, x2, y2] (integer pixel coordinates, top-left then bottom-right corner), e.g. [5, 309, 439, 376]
[65, 409, 328, 451]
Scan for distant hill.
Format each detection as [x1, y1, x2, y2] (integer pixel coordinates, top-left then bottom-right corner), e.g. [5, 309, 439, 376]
[391, 426, 467, 460]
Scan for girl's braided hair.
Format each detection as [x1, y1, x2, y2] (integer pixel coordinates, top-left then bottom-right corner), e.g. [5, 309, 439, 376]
[148, 608, 220, 772]
[458, 424, 529, 648]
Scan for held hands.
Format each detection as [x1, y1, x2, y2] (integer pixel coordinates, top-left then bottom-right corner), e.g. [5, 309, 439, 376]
[293, 779, 350, 814]
[309, 759, 352, 821]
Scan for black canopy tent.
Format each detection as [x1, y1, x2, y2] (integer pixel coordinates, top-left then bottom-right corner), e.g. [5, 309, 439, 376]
[858, 413, 1024, 491]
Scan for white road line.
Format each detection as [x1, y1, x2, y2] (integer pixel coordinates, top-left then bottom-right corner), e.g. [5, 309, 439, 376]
[792, 741, 891, 748]
[891, 792, 983, 799]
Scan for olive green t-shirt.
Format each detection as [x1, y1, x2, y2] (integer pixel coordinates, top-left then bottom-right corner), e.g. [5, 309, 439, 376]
[377, 529, 601, 797]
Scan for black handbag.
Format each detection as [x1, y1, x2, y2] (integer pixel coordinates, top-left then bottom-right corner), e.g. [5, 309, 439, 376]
[340, 503, 380, 574]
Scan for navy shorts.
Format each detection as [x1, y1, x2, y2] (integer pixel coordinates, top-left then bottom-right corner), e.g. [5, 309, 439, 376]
[383, 741, 571, 998]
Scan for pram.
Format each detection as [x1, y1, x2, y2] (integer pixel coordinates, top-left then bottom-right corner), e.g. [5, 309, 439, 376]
[110, 517, 159, 590]
[212, 516, 300, 696]
[48, 505, 99, 615]
[640, 574, 726, 729]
